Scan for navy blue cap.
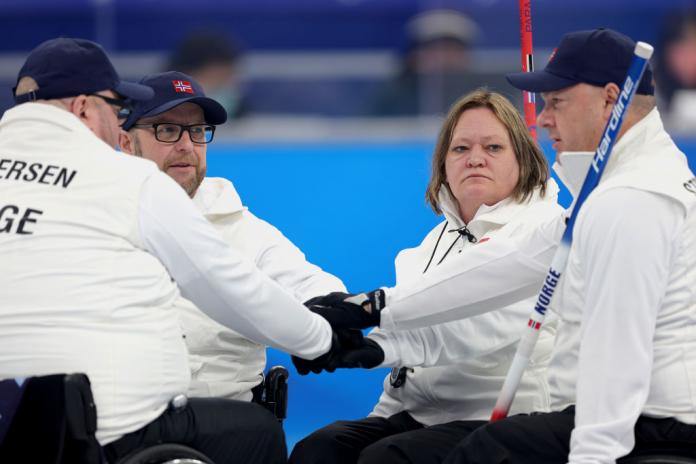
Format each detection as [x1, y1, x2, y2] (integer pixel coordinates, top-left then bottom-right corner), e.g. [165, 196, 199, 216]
[121, 71, 228, 130]
[13, 37, 153, 103]
[506, 28, 654, 95]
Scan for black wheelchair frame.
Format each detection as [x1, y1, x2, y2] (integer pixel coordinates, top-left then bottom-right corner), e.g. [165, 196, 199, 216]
[0, 368, 290, 464]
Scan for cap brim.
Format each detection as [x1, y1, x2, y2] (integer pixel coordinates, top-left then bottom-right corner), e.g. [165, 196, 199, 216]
[506, 70, 579, 93]
[139, 96, 228, 125]
[115, 80, 155, 102]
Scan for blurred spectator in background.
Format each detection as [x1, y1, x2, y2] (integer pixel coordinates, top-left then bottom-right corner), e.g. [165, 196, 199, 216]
[369, 9, 516, 116]
[167, 30, 249, 119]
[654, 10, 696, 132]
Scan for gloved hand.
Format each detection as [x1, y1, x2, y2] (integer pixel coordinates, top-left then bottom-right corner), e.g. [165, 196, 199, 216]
[291, 329, 385, 375]
[334, 337, 384, 369]
[291, 329, 358, 375]
[304, 290, 386, 330]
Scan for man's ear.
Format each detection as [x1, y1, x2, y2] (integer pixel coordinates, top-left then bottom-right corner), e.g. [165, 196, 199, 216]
[119, 129, 134, 154]
[602, 83, 621, 118]
[68, 95, 90, 122]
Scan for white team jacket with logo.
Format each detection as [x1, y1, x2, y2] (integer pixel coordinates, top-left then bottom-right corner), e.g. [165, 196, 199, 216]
[0, 103, 332, 444]
[548, 110, 696, 463]
[368, 182, 564, 424]
[183, 177, 345, 400]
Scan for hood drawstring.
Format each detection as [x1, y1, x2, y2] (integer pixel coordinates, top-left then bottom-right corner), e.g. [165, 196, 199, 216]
[422, 222, 478, 274]
[396, 222, 477, 389]
[450, 225, 478, 244]
[422, 221, 448, 274]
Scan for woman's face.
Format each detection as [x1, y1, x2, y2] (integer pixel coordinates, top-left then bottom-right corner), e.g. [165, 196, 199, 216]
[445, 107, 520, 222]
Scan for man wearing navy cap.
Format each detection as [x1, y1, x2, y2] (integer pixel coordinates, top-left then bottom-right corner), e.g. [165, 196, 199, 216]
[119, 71, 346, 403]
[11, 37, 153, 148]
[0, 38, 340, 463]
[120, 71, 227, 197]
[438, 28, 696, 463]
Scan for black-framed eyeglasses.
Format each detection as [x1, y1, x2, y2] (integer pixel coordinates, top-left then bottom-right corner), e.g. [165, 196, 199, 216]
[88, 93, 132, 120]
[132, 123, 216, 144]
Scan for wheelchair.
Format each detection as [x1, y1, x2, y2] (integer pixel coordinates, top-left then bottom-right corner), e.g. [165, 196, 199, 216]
[617, 442, 696, 464]
[0, 367, 289, 464]
[253, 365, 289, 423]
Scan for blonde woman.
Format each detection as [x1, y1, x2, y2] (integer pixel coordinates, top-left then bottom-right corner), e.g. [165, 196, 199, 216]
[290, 89, 563, 464]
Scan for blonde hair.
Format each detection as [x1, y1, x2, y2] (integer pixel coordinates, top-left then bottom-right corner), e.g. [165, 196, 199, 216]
[426, 89, 548, 214]
[15, 76, 39, 96]
[15, 76, 74, 110]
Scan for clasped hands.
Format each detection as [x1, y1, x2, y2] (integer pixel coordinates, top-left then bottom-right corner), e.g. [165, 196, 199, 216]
[292, 291, 386, 375]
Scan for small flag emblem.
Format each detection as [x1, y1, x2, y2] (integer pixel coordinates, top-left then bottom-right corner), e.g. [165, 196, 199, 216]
[172, 80, 193, 93]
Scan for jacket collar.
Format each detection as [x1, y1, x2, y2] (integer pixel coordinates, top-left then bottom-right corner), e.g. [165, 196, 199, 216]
[1, 102, 100, 140]
[551, 108, 665, 197]
[192, 177, 245, 216]
[602, 107, 662, 176]
[436, 178, 560, 229]
[552, 152, 593, 197]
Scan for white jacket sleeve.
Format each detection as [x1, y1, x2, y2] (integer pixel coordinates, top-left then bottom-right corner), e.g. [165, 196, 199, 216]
[379, 211, 566, 331]
[246, 211, 347, 301]
[137, 171, 332, 359]
[569, 189, 683, 464]
[370, 300, 531, 367]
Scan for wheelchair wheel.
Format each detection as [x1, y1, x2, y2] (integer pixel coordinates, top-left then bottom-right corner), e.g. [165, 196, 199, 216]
[116, 443, 214, 464]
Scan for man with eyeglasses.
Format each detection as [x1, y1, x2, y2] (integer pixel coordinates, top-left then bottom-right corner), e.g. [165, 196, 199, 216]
[120, 71, 346, 403]
[120, 71, 220, 197]
[0, 38, 341, 463]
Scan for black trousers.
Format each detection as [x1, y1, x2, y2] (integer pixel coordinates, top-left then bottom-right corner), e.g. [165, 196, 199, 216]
[289, 411, 486, 464]
[442, 406, 696, 464]
[103, 397, 287, 464]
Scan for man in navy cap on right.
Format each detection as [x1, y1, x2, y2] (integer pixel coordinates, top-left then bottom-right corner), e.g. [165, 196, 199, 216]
[440, 28, 696, 464]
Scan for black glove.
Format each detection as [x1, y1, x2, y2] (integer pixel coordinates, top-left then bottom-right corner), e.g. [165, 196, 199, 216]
[304, 290, 386, 330]
[334, 337, 385, 369]
[291, 329, 362, 375]
[291, 329, 385, 375]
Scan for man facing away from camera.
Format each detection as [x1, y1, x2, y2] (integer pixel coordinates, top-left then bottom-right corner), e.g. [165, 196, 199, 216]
[0, 38, 340, 464]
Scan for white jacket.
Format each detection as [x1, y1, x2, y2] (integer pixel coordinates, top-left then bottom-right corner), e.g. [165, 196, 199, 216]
[184, 177, 346, 400]
[368, 181, 564, 424]
[0, 103, 333, 444]
[548, 110, 696, 463]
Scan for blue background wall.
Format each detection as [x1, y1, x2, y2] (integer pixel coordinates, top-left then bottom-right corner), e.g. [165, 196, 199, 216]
[206, 138, 696, 449]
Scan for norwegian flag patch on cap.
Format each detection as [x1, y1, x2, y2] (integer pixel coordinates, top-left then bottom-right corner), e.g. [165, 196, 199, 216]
[172, 80, 193, 93]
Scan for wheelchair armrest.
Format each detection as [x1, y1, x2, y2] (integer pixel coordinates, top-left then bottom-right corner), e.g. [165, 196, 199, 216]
[0, 373, 101, 464]
[263, 366, 289, 422]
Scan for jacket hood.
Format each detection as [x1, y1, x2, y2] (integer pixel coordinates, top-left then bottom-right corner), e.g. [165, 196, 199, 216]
[550, 109, 682, 199]
[192, 177, 246, 217]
